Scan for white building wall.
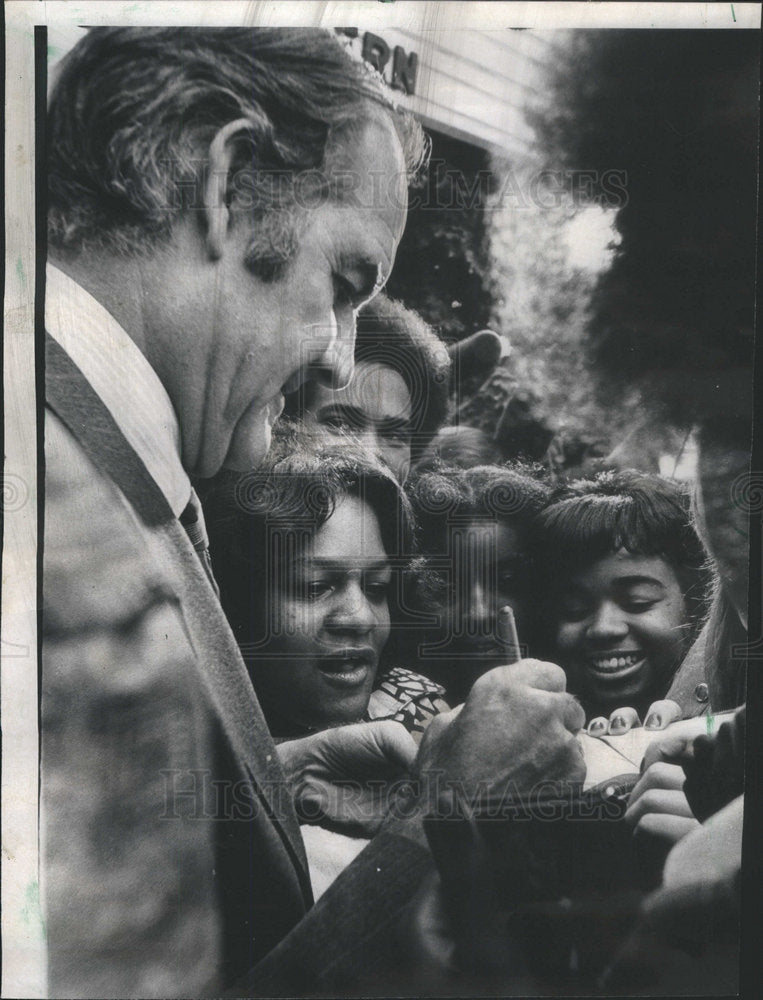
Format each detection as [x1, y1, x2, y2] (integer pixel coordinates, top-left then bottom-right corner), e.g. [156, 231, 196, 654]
[338, 27, 568, 157]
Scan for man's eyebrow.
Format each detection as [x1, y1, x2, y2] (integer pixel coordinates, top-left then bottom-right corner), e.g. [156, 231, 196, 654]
[336, 254, 384, 299]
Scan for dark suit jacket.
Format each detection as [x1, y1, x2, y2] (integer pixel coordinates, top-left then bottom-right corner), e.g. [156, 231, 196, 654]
[43, 338, 432, 998]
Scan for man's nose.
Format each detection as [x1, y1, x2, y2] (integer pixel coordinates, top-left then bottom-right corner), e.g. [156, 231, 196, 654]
[310, 306, 356, 390]
[587, 601, 629, 640]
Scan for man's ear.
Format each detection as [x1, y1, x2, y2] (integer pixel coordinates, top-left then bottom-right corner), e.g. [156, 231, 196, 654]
[204, 118, 256, 261]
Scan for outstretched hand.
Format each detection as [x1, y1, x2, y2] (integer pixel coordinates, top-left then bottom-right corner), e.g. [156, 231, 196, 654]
[625, 760, 699, 845]
[277, 720, 417, 836]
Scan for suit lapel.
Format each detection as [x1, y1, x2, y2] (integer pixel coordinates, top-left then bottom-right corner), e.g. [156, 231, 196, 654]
[46, 331, 312, 900]
[164, 516, 312, 888]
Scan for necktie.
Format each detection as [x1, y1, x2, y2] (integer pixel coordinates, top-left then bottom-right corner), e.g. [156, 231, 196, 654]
[180, 486, 220, 597]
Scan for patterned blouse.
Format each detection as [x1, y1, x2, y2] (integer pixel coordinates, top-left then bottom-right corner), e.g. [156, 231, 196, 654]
[364, 665, 450, 742]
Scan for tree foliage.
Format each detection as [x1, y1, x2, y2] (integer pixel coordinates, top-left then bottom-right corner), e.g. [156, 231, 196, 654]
[386, 130, 496, 343]
[529, 29, 759, 427]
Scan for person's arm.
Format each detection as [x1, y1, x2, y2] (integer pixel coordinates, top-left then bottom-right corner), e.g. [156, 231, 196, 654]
[603, 798, 743, 996]
[682, 706, 745, 822]
[43, 417, 221, 997]
[236, 659, 586, 996]
[233, 819, 434, 996]
[277, 720, 418, 836]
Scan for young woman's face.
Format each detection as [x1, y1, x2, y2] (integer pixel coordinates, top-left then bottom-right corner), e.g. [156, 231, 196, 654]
[252, 495, 392, 733]
[553, 549, 689, 714]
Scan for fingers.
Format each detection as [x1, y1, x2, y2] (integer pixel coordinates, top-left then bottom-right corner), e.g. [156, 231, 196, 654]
[415, 706, 462, 772]
[514, 686, 585, 736]
[561, 693, 586, 735]
[587, 716, 608, 738]
[594, 700, 682, 740]
[606, 707, 641, 734]
[422, 705, 462, 742]
[364, 720, 418, 772]
[557, 728, 587, 784]
[631, 812, 700, 845]
[625, 787, 695, 829]
[482, 673, 584, 735]
[628, 761, 687, 810]
[588, 709, 641, 737]
[642, 735, 693, 771]
[297, 778, 387, 833]
[517, 689, 587, 754]
[587, 701, 681, 738]
[588, 703, 680, 737]
[484, 658, 568, 693]
[644, 699, 682, 731]
[531, 699, 588, 781]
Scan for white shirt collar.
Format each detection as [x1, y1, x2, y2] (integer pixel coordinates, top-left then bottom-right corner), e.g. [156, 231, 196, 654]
[45, 262, 192, 518]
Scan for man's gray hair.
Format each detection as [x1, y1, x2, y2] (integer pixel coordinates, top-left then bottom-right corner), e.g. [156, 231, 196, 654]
[48, 27, 428, 275]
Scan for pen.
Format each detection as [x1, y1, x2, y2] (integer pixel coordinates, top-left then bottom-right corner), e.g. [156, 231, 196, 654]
[497, 604, 521, 665]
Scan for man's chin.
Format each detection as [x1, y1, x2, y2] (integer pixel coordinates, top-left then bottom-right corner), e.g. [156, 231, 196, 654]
[222, 419, 272, 472]
[222, 394, 286, 472]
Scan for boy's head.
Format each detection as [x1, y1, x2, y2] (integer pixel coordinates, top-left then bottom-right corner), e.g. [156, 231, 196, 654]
[406, 463, 550, 701]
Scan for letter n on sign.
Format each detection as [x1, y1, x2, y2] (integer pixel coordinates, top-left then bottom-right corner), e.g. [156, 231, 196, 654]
[392, 46, 417, 95]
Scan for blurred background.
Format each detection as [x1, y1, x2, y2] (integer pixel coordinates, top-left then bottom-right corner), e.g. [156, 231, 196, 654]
[49, 25, 759, 481]
[335, 26, 759, 481]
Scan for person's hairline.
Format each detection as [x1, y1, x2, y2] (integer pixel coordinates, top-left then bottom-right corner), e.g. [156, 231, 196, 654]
[48, 44, 420, 259]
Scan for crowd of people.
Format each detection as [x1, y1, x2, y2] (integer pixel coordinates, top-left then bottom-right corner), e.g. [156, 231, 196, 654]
[40, 25, 751, 997]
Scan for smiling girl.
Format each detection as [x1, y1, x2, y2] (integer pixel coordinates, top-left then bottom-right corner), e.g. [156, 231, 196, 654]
[533, 471, 714, 721]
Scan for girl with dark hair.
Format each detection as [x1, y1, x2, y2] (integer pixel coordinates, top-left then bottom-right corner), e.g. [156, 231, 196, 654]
[533, 470, 715, 722]
[406, 462, 551, 704]
[205, 435, 448, 741]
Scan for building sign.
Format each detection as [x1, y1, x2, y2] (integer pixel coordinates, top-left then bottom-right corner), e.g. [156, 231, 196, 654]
[335, 25, 558, 156]
[336, 28, 417, 96]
